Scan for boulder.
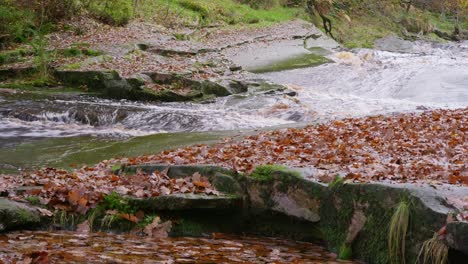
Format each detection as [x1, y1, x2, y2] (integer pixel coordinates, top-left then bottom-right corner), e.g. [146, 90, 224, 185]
[0, 198, 42, 232]
[375, 35, 415, 53]
[320, 182, 456, 264]
[245, 170, 325, 222]
[446, 222, 468, 255]
[54, 70, 144, 98]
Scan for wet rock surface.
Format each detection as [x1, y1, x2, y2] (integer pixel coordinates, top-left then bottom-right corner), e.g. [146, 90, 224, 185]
[0, 198, 42, 232]
[1, 164, 467, 262]
[374, 35, 415, 53]
[446, 222, 468, 255]
[128, 193, 242, 211]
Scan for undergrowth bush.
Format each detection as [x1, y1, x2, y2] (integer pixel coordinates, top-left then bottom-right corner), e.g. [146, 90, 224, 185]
[87, 0, 134, 26]
[132, 0, 305, 27]
[14, 0, 81, 22]
[238, 0, 284, 10]
[0, 1, 35, 45]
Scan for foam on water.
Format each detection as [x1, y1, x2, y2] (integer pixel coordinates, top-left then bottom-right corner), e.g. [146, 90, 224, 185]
[260, 40, 468, 120]
[0, 97, 294, 138]
[1, 41, 466, 139]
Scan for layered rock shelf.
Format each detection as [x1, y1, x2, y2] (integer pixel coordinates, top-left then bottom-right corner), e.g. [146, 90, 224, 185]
[1, 165, 467, 263]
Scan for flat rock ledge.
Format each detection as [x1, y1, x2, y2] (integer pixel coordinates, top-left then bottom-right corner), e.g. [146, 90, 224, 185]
[51, 69, 291, 102]
[0, 198, 43, 232]
[2, 164, 467, 263]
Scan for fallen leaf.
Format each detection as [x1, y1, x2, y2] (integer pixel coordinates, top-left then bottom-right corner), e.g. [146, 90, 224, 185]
[36, 208, 53, 217]
[76, 220, 91, 234]
[144, 217, 172, 239]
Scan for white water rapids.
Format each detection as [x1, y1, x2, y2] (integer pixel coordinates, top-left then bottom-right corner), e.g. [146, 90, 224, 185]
[0, 40, 467, 139]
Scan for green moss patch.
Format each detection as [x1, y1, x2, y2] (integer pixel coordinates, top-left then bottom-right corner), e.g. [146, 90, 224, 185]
[249, 53, 331, 73]
[250, 164, 301, 181]
[134, 0, 305, 27]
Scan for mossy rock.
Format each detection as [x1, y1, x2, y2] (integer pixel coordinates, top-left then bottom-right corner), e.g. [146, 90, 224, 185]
[320, 183, 450, 263]
[243, 210, 323, 242]
[127, 194, 242, 211]
[53, 70, 150, 100]
[246, 79, 288, 94]
[152, 89, 204, 102]
[0, 198, 42, 232]
[145, 71, 248, 98]
[446, 222, 468, 255]
[54, 70, 120, 90]
[201, 81, 231, 97]
[245, 169, 326, 222]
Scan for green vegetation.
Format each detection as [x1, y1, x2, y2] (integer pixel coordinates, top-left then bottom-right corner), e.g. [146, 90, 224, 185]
[328, 175, 344, 188]
[61, 47, 102, 58]
[136, 215, 157, 228]
[0, 49, 31, 65]
[250, 164, 301, 181]
[1, 0, 464, 50]
[88, 0, 134, 26]
[173, 218, 205, 236]
[62, 62, 82, 70]
[25, 196, 41, 206]
[29, 26, 52, 82]
[388, 200, 411, 264]
[338, 243, 353, 260]
[17, 208, 35, 222]
[100, 212, 121, 230]
[305, 0, 467, 48]
[53, 210, 86, 229]
[102, 192, 135, 214]
[0, 1, 35, 45]
[133, 0, 305, 27]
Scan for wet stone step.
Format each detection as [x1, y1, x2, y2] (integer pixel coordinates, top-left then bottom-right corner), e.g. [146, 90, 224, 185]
[0, 198, 42, 232]
[127, 193, 243, 211]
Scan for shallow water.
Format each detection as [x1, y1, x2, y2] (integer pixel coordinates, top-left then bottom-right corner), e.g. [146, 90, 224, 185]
[0, 95, 292, 139]
[2, 41, 466, 140]
[0, 231, 359, 263]
[0, 40, 467, 172]
[261, 40, 468, 119]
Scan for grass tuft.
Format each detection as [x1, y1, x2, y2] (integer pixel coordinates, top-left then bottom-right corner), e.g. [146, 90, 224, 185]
[388, 200, 410, 264]
[417, 233, 448, 264]
[338, 243, 353, 260]
[250, 164, 301, 181]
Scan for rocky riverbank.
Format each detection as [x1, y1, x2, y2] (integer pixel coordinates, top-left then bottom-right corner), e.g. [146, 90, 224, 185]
[1, 19, 333, 103]
[1, 108, 467, 263]
[1, 163, 467, 263]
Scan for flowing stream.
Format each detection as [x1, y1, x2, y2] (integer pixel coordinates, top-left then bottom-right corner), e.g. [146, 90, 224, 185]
[0, 39, 467, 264]
[0, 40, 467, 172]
